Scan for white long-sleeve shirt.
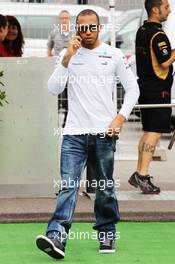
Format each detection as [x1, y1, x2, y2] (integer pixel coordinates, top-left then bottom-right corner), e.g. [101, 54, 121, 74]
[48, 42, 139, 135]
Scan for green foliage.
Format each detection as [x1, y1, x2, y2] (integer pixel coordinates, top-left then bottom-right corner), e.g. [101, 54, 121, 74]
[0, 70, 8, 107]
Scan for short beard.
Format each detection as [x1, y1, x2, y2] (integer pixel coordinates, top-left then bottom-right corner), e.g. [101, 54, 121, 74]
[82, 34, 99, 49]
[158, 8, 167, 22]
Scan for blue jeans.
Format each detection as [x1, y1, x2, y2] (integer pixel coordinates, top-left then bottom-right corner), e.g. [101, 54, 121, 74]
[46, 134, 120, 245]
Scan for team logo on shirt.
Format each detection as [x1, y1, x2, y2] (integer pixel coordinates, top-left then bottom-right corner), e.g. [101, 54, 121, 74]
[122, 56, 130, 69]
[101, 62, 108, 65]
[158, 41, 167, 47]
[99, 55, 112, 59]
[158, 41, 168, 55]
[71, 62, 85, 65]
[162, 48, 168, 55]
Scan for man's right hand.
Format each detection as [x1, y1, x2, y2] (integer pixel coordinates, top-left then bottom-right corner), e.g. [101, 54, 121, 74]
[68, 34, 82, 55]
[62, 35, 82, 68]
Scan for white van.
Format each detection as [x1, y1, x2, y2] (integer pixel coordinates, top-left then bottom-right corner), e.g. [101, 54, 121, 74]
[0, 2, 109, 57]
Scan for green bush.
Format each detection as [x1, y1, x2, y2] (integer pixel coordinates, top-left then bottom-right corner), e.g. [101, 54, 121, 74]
[0, 70, 8, 107]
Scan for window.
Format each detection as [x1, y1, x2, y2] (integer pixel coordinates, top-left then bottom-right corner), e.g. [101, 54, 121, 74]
[16, 15, 58, 39]
[119, 17, 140, 54]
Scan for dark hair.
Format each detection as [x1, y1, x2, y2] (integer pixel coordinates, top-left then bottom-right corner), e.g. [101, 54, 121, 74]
[3, 15, 24, 57]
[145, 0, 162, 16]
[0, 14, 8, 28]
[76, 9, 100, 25]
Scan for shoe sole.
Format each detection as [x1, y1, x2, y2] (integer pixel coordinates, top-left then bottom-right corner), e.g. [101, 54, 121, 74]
[129, 181, 161, 194]
[99, 249, 116, 253]
[141, 190, 161, 195]
[36, 235, 65, 259]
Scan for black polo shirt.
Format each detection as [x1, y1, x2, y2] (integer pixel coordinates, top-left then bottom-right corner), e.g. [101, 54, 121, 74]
[135, 21, 173, 101]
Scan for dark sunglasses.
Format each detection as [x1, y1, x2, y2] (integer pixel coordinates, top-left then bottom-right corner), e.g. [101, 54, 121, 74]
[76, 24, 99, 33]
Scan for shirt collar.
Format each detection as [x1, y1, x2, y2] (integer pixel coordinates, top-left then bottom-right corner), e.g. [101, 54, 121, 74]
[143, 20, 162, 28]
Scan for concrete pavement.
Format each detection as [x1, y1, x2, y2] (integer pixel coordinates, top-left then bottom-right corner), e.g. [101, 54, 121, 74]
[0, 122, 175, 223]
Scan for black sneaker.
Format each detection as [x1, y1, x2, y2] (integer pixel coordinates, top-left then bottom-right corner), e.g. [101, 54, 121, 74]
[36, 235, 65, 259]
[128, 171, 139, 188]
[129, 172, 160, 194]
[99, 239, 115, 254]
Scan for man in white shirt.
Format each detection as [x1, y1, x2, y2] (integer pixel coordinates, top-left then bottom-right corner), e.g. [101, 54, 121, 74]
[36, 9, 139, 259]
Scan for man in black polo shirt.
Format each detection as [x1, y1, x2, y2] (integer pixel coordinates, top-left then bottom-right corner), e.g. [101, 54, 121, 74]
[129, 0, 175, 194]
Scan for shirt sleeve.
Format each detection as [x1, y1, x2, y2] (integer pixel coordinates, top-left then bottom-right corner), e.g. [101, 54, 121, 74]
[47, 30, 54, 49]
[152, 32, 172, 64]
[115, 50, 140, 119]
[48, 49, 68, 95]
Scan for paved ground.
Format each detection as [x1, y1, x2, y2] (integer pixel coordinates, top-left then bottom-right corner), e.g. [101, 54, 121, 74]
[1, 191, 175, 223]
[1, 155, 175, 222]
[0, 121, 175, 223]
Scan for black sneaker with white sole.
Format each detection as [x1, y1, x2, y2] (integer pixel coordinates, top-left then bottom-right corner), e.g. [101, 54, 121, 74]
[128, 172, 160, 194]
[99, 239, 115, 254]
[36, 235, 65, 259]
